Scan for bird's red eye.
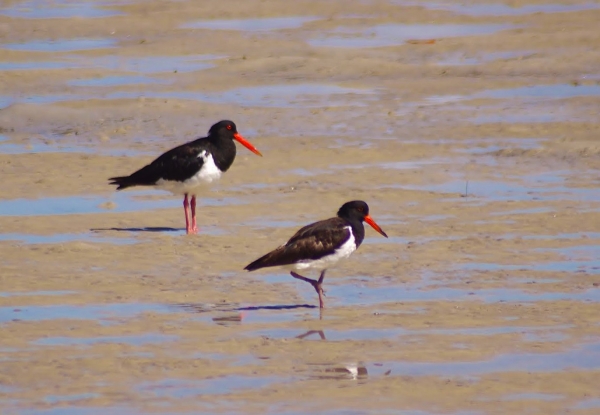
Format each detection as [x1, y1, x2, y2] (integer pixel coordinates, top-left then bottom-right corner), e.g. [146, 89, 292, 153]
[226, 125, 232, 130]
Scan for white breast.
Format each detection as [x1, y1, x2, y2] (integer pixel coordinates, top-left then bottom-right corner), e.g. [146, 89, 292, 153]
[292, 226, 357, 271]
[156, 150, 222, 195]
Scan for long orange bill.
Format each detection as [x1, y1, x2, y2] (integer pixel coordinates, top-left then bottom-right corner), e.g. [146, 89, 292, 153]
[234, 132, 263, 157]
[364, 215, 388, 238]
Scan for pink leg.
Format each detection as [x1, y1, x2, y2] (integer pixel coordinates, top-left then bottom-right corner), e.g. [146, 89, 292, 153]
[190, 196, 198, 233]
[183, 194, 192, 234]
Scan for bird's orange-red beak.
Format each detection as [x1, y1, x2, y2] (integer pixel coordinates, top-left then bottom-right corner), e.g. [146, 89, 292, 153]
[234, 132, 262, 156]
[364, 215, 388, 238]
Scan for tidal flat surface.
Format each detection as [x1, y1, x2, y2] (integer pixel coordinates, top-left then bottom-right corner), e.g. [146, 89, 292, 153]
[1, 0, 599, 414]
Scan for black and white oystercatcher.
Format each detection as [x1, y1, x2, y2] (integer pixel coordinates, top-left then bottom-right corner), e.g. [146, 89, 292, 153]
[244, 201, 388, 308]
[109, 120, 262, 234]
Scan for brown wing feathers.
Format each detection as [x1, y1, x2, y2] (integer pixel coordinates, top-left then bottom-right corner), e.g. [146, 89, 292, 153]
[244, 218, 350, 271]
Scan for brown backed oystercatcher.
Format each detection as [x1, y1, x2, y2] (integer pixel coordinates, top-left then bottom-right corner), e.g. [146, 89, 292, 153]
[244, 200, 388, 308]
[109, 120, 262, 234]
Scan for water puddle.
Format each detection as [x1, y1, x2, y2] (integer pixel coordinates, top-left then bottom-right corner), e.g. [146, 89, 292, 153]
[575, 397, 600, 409]
[455, 138, 542, 154]
[0, 0, 122, 19]
[206, 84, 374, 107]
[175, 302, 314, 325]
[2, 38, 116, 52]
[34, 333, 178, 347]
[68, 75, 166, 87]
[523, 331, 569, 343]
[92, 54, 221, 73]
[44, 393, 100, 404]
[418, 324, 572, 338]
[462, 254, 600, 274]
[183, 16, 320, 31]
[188, 352, 260, 367]
[470, 110, 571, 124]
[11, 83, 376, 108]
[299, 342, 599, 381]
[0, 290, 76, 298]
[364, 235, 459, 245]
[335, 159, 446, 170]
[481, 84, 600, 100]
[343, 283, 600, 304]
[0, 140, 147, 156]
[0, 190, 240, 216]
[21, 406, 130, 415]
[498, 231, 600, 240]
[0, 232, 137, 245]
[256, 327, 408, 341]
[138, 375, 280, 398]
[0, 96, 11, 109]
[422, 83, 600, 119]
[437, 50, 534, 66]
[378, 341, 600, 377]
[0, 303, 172, 325]
[309, 23, 513, 48]
[416, 2, 600, 16]
[242, 218, 304, 229]
[396, 178, 599, 203]
[0, 55, 220, 73]
[0, 61, 76, 71]
[258, 274, 600, 306]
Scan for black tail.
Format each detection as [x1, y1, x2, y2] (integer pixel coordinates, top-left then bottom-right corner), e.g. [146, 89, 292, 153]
[108, 176, 136, 190]
[244, 247, 288, 271]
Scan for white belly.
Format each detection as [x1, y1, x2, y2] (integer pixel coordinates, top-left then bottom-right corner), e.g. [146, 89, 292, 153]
[291, 227, 356, 271]
[155, 151, 222, 195]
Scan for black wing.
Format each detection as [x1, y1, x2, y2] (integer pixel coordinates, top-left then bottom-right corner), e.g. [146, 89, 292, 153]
[109, 139, 207, 190]
[244, 217, 351, 271]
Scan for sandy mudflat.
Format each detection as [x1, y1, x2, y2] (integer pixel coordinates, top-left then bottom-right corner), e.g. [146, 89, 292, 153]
[0, 0, 600, 414]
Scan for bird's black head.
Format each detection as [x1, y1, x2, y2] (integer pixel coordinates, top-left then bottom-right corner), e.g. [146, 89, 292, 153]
[208, 120, 262, 156]
[208, 120, 238, 138]
[337, 200, 388, 238]
[337, 200, 370, 221]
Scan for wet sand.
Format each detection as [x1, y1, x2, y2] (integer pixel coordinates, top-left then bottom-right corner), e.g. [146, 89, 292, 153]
[1, 0, 600, 414]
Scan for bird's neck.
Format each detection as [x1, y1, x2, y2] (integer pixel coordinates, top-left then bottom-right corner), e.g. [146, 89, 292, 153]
[344, 218, 365, 247]
[208, 137, 236, 172]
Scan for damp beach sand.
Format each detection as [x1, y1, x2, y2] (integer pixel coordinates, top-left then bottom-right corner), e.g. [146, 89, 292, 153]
[1, 0, 600, 414]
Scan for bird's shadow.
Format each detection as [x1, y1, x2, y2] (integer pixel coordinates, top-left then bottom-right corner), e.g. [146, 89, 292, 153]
[91, 227, 184, 233]
[237, 304, 317, 311]
[175, 303, 317, 314]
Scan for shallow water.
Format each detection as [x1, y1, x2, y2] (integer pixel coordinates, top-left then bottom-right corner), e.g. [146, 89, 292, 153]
[1, 1, 600, 414]
[138, 375, 281, 398]
[0, 290, 76, 298]
[416, 2, 600, 16]
[437, 50, 534, 66]
[0, 303, 172, 325]
[0, 232, 138, 245]
[0, 191, 240, 216]
[33, 333, 178, 346]
[0, 54, 220, 73]
[2, 38, 116, 52]
[380, 342, 600, 376]
[0, 0, 123, 19]
[481, 83, 600, 100]
[5, 83, 376, 108]
[183, 16, 320, 31]
[310, 23, 513, 48]
[68, 75, 166, 87]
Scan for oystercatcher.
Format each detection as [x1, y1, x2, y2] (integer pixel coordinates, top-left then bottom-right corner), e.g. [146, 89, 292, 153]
[244, 200, 388, 308]
[109, 120, 262, 234]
